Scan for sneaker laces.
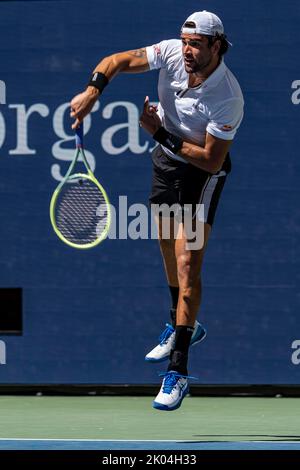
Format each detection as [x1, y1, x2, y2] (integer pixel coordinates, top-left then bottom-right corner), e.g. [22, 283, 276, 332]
[160, 371, 182, 394]
[158, 371, 197, 394]
[158, 323, 174, 345]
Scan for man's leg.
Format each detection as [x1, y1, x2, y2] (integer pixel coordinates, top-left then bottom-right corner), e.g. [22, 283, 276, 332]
[159, 216, 210, 323]
[167, 222, 211, 375]
[145, 216, 207, 363]
[152, 221, 211, 411]
[158, 216, 179, 327]
[144, 216, 179, 363]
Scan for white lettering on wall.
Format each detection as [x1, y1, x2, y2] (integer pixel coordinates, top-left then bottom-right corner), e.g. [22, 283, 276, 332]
[101, 101, 148, 155]
[291, 340, 300, 365]
[0, 340, 6, 365]
[9, 104, 50, 155]
[291, 80, 300, 105]
[0, 80, 6, 104]
[0, 99, 151, 180]
[0, 111, 5, 149]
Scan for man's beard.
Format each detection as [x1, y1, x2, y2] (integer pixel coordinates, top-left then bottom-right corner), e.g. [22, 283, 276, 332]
[184, 54, 213, 74]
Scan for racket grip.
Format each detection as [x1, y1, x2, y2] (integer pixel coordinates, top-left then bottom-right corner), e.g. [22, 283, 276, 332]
[75, 125, 83, 148]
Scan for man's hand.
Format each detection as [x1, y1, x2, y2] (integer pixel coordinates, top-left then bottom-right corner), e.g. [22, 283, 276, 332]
[139, 96, 162, 135]
[70, 87, 99, 129]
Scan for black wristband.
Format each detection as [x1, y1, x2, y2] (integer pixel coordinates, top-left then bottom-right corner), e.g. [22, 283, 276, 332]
[153, 127, 183, 154]
[88, 72, 108, 93]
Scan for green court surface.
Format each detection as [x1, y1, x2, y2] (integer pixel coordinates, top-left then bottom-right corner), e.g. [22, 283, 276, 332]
[0, 395, 299, 445]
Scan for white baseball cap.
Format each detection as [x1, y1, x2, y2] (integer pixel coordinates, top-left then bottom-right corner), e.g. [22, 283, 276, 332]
[181, 10, 225, 37]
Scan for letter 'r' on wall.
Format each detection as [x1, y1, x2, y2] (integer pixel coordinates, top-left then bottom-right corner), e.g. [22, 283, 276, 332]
[8, 104, 50, 155]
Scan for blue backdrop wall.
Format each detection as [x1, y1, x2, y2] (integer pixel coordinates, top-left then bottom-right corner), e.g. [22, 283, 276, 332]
[0, 0, 300, 384]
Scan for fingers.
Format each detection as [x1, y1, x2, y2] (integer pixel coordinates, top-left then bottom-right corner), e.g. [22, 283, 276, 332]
[143, 95, 149, 113]
[71, 117, 82, 130]
[70, 100, 79, 128]
[143, 96, 158, 117]
[70, 92, 87, 129]
[70, 106, 81, 129]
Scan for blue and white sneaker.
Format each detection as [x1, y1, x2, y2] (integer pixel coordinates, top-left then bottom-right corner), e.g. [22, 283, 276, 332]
[152, 371, 189, 411]
[145, 320, 206, 363]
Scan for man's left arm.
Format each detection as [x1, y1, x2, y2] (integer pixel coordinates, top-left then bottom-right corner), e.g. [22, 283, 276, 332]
[177, 133, 232, 174]
[140, 93, 244, 173]
[179, 96, 244, 172]
[140, 96, 242, 174]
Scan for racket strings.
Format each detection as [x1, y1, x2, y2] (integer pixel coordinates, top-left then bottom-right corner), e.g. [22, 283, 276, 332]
[55, 179, 109, 245]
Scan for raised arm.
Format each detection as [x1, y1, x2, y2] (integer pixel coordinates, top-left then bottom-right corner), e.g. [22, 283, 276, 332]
[70, 48, 149, 129]
[94, 48, 150, 78]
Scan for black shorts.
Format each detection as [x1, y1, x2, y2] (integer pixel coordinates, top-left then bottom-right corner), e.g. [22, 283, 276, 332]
[149, 145, 231, 226]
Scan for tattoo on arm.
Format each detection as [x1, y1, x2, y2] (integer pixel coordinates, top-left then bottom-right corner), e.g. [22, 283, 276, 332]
[127, 48, 146, 58]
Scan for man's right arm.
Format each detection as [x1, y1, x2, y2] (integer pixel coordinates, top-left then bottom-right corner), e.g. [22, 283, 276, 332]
[70, 48, 150, 128]
[94, 48, 150, 78]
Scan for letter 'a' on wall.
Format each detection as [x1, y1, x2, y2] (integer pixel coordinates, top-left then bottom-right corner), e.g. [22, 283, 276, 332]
[0, 288, 22, 334]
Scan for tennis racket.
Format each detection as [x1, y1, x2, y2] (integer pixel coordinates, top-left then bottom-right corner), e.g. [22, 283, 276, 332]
[49, 125, 111, 249]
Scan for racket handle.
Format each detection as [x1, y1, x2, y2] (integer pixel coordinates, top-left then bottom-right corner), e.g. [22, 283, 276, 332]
[75, 124, 83, 148]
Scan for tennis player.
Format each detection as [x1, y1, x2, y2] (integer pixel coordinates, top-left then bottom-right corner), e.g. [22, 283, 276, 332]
[70, 10, 244, 411]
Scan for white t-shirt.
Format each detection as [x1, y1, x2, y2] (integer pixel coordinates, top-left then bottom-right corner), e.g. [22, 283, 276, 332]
[146, 39, 244, 162]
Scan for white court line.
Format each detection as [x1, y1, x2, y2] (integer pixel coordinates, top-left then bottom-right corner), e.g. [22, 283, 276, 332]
[0, 438, 195, 442]
[0, 438, 298, 444]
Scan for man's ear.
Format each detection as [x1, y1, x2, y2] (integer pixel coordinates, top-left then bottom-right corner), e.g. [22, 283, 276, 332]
[212, 39, 221, 56]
